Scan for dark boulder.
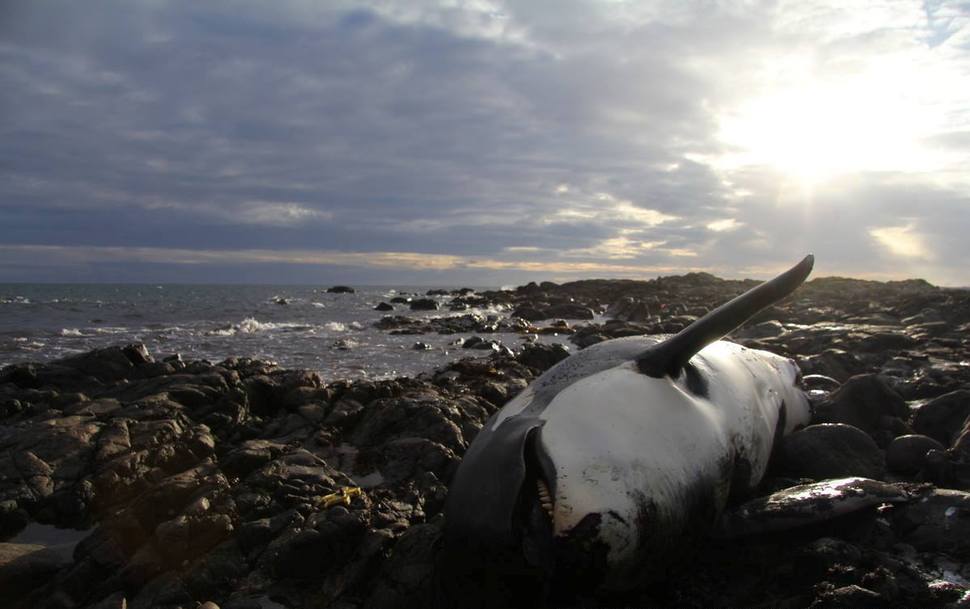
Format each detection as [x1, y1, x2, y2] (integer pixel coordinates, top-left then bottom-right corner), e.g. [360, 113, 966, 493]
[795, 349, 865, 382]
[409, 299, 439, 311]
[781, 423, 886, 480]
[912, 390, 970, 446]
[885, 434, 946, 475]
[374, 302, 394, 311]
[607, 296, 658, 322]
[815, 374, 909, 434]
[326, 286, 355, 294]
[460, 336, 483, 349]
[517, 343, 570, 372]
[544, 303, 594, 320]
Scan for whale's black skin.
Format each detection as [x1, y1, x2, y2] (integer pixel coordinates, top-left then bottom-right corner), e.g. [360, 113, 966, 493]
[437, 256, 815, 605]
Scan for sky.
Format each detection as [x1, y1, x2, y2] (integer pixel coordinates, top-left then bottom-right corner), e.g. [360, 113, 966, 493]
[1, 0, 969, 286]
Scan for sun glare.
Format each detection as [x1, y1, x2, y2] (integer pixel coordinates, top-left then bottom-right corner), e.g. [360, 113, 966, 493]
[716, 58, 945, 187]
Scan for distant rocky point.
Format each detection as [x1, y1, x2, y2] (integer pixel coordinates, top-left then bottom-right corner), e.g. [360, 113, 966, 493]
[326, 286, 356, 294]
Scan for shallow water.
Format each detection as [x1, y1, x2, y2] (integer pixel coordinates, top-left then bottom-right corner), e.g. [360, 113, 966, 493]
[0, 284, 570, 380]
[8, 522, 90, 559]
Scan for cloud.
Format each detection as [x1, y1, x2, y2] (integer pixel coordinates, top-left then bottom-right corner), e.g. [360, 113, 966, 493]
[0, 1, 968, 285]
[869, 224, 933, 260]
[0, 243, 696, 276]
[706, 218, 741, 232]
[234, 202, 333, 226]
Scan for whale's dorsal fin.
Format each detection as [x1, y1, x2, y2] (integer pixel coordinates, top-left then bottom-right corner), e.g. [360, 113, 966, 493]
[637, 254, 814, 378]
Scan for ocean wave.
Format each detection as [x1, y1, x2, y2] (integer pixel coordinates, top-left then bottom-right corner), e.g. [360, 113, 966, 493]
[1, 296, 31, 304]
[311, 302, 326, 308]
[206, 317, 316, 337]
[324, 322, 347, 332]
[49, 298, 106, 305]
[60, 328, 84, 337]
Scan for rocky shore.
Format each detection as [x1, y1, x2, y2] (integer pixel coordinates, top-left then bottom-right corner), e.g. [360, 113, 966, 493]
[2, 273, 970, 609]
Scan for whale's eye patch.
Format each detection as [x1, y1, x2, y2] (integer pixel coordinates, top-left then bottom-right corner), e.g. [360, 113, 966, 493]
[682, 362, 709, 397]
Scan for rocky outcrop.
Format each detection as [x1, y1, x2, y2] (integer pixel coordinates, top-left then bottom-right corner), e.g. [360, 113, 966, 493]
[2, 274, 970, 608]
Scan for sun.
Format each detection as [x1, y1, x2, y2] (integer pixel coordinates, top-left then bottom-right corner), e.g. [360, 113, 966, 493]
[715, 67, 940, 187]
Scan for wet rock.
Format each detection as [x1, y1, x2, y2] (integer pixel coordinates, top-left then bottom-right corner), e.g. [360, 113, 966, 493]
[885, 435, 946, 475]
[409, 299, 439, 311]
[797, 537, 863, 580]
[461, 336, 484, 349]
[447, 299, 468, 311]
[517, 343, 570, 372]
[0, 500, 29, 540]
[544, 303, 594, 320]
[325, 399, 365, 427]
[412, 342, 432, 351]
[274, 511, 367, 580]
[89, 592, 128, 609]
[0, 542, 72, 602]
[607, 297, 656, 323]
[58, 345, 147, 383]
[856, 332, 918, 352]
[332, 338, 357, 351]
[350, 395, 465, 453]
[735, 320, 786, 339]
[796, 349, 866, 383]
[327, 286, 356, 294]
[912, 390, 970, 447]
[123, 344, 155, 366]
[892, 489, 970, 557]
[781, 424, 886, 480]
[511, 305, 546, 321]
[810, 584, 889, 609]
[366, 522, 441, 609]
[374, 302, 394, 311]
[802, 374, 842, 393]
[815, 374, 909, 434]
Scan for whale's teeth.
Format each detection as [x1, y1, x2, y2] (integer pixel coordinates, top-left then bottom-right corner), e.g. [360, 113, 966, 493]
[536, 479, 554, 518]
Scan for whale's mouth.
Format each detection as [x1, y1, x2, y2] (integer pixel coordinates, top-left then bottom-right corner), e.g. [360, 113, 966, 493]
[517, 428, 557, 573]
[436, 418, 556, 607]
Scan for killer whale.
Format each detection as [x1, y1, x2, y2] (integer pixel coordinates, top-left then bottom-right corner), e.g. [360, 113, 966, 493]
[439, 255, 815, 602]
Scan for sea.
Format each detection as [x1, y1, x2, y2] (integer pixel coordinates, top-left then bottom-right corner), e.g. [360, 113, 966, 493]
[0, 284, 550, 381]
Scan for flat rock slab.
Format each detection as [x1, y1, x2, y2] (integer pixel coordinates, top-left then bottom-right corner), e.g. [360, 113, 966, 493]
[718, 477, 917, 537]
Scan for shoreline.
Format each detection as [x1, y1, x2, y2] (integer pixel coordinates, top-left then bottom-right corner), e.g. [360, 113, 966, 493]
[1, 275, 970, 608]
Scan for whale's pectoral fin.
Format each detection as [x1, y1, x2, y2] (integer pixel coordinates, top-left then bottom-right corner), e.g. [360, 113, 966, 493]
[637, 254, 814, 378]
